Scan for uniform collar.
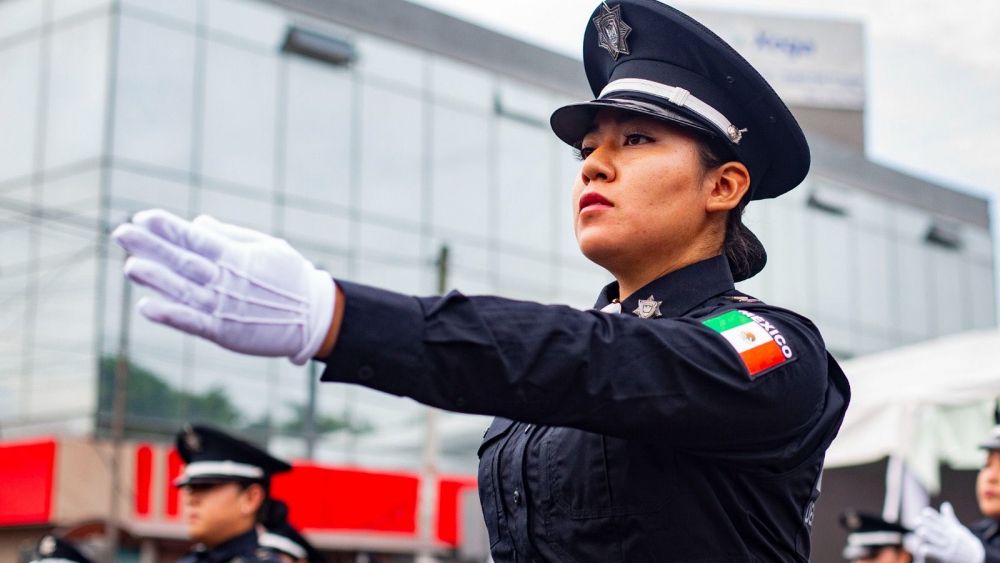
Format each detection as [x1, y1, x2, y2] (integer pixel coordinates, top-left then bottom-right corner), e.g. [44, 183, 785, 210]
[593, 255, 735, 318]
[198, 528, 260, 562]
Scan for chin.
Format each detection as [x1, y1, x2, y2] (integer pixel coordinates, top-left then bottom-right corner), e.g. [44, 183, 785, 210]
[576, 235, 621, 269]
[979, 499, 1000, 519]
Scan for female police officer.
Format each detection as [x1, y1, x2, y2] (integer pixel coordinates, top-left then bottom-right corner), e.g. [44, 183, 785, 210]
[112, 1, 850, 560]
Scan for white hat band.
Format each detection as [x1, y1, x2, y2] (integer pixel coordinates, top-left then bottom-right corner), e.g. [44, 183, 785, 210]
[847, 531, 904, 546]
[177, 460, 264, 483]
[599, 77, 746, 144]
[259, 532, 307, 559]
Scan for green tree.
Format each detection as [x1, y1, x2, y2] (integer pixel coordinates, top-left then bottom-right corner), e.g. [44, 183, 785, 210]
[97, 357, 242, 440]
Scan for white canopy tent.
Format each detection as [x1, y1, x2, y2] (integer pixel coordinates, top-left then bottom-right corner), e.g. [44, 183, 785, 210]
[825, 328, 1000, 494]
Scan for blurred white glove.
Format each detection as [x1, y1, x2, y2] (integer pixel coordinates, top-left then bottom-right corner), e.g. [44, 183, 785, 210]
[915, 502, 985, 563]
[904, 533, 926, 563]
[112, 209, 335, 365]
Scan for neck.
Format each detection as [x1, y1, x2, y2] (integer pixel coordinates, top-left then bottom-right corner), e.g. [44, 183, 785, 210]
[613, 251, 721, 302]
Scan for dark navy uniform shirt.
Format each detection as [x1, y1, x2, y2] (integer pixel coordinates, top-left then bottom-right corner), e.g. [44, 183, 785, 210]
[972, 518, 1000, 563]
[178, 529, 282, 563]
[321, 255, 850, 562]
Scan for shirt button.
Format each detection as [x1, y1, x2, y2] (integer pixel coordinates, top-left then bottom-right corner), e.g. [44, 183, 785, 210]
[513, 489, 521, 505]
[357, 365, 375, 380]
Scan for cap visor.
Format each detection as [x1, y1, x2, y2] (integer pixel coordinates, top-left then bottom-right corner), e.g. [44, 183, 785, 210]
[550, 97, 717, 146]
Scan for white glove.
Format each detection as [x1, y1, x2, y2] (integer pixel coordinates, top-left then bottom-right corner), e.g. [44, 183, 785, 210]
[915, 502, 985, 563]
[111, 209, 335, 365]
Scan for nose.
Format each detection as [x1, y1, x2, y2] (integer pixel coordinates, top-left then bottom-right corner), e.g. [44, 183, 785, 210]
[580, 144, 615, 186]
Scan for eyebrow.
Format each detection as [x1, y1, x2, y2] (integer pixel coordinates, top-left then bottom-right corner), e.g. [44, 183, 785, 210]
[581, 113, 648, 139]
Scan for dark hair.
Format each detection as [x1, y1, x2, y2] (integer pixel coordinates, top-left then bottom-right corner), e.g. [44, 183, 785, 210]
[695, 136, 767, 282]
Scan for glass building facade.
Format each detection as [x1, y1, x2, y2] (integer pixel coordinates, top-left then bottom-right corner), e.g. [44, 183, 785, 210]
[0, 0, 994, 478]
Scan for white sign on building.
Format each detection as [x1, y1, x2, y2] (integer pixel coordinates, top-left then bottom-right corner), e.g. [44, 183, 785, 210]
[685, 8, 866, 111]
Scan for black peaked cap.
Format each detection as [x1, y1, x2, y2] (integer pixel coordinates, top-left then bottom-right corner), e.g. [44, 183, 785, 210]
[174, 424, 291, 487]
[30, 535, 94, 563]
[838, 510, 910, 560]
[550, 0, 810, 201]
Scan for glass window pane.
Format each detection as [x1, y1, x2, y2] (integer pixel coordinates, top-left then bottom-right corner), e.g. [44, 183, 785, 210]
[41, 169, 102, 222]
[281, 205, 351, 257]
[431, 106, 489, 238]
[895, 240, 931, 340]
[497, 80, 553, 124]
[855, 230, 892, 332]
[189, 338, 276, 430]
[0, 0, 44, 40]
[114, 15, 196, 171]
[969, 261, 996, 329]
[812, 212, 852, 321]
[0, 37, 41, 182]
[355, 259, 422, 295]
[358, 221, 421, 266]
[759, 200, 810, 312]
[930, 248, 965, 336]
[497, 120, 552, 251]
[205, 0, 287, 50]
[555, 255, 609, 308]
[555, 143, 581, 259]
[359, 85, 423, 222]
[45, 16, 109, 170]
[197, 188, 273, 232]
[110, 168, 190, 216]
[120, 0, 198, 24]
[356, 34, 424, 89]
[429, 56, 492, 111]
[966, 227, 993, 262]
[497, 250, 553, 301]
[283, 59, 352, 207]
[201, 41, 277, 191]
[51, 0, 110, 22]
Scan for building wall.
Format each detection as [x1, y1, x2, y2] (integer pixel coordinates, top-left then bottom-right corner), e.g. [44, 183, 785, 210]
[0, 0, 994, 480]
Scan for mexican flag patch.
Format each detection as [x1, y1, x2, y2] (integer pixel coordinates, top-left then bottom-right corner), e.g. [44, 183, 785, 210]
[702, 309, 793, 378]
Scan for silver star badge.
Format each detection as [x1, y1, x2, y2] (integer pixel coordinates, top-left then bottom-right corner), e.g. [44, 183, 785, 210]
[633, 295, 662, 319]
[183, 425, 201, 452]
[593, 2, 632, 61]
[40, 536, 56, 556]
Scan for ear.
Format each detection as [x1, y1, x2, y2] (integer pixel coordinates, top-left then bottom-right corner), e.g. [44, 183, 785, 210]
[240, 483, 266, 516]
[705, 161, 750, 213]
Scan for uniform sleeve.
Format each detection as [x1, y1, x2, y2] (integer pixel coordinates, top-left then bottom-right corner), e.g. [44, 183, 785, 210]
[320, 280, 836, 454]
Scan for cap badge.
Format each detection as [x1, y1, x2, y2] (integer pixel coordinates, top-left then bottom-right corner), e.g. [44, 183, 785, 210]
[634, 295, 662, 319]
[39, 535, 56, 556]
[593, 2, 632, 61]
[727, 124, 748, 144]
[183, 426, 202, 452]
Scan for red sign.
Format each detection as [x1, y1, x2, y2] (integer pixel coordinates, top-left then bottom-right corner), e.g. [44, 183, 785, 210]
[0, 438, 56, 526]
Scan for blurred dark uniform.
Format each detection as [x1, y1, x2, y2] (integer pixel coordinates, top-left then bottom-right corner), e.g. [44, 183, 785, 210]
[319, 1, 849, 561]
[839, 510, 912, 561]
[975, 424, 1000, 562]
[175, 424, 290, 563]
[25, 535, 93, 563]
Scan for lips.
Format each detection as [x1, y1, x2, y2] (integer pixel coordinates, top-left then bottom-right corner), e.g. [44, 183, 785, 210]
[579, 191, 613, 211]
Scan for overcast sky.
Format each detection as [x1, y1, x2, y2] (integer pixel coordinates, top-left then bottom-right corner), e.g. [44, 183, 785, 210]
[408, 0, 1000, 206]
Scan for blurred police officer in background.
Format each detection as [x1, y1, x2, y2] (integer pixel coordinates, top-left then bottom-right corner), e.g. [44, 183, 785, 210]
[259, 500, 325, 563]
[24, 535, 94, 563]
[174, 424, 290, 563]
[840, 510, 913, 563]
[112, 0, 849, 560]
[915, 413, 1000, 563]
